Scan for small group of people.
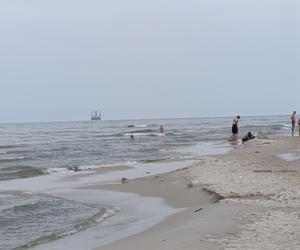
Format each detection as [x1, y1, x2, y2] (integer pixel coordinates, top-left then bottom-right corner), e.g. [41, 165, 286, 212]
[129, 125, 165, 142]
[231, 111, 300, 144]
[291, 111, 300, 136]
[230, 115, 254, 144]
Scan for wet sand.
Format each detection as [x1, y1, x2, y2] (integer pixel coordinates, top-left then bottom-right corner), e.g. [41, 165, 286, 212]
[94, 135, 300, 250]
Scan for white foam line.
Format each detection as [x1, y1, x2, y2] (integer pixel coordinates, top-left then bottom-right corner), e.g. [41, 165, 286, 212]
[0, 160, 195, 193]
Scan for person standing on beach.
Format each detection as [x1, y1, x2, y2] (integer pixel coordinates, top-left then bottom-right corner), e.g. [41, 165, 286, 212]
[291, 111, 296, 136]
[231, 115, 240, 143]
[298, 118, 300, 136]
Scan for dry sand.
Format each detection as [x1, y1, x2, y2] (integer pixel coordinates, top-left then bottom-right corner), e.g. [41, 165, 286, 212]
[91, 135, 300, 250]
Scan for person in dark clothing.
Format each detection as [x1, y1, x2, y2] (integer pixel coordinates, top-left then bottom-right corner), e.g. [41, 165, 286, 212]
[242, 131, 255, 144]
[291, 111, 296, 136]
[129, 134, 134, 142]
[230, 115, 240, 143]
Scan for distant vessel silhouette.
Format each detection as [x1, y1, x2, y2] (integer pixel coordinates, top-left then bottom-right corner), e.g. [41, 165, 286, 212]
[91, 110, 102, 121]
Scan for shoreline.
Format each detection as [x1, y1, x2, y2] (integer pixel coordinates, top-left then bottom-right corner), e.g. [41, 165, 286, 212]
[94, 135, 300, 250]
[1, 135, 299, 249]
[0, 142, 230, 250]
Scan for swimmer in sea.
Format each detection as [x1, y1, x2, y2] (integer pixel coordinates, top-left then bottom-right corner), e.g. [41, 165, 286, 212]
[129, 134, 134, 142]
[160, 125, 165, 134]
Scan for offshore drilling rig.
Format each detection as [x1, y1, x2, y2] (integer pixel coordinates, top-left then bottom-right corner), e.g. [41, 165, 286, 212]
[91, 110, 102, 121]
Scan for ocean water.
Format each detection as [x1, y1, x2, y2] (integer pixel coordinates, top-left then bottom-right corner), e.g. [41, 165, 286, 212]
[0, 116, 290, 181]
[0, 192, 115, 250]
[0, 116, 291, 249]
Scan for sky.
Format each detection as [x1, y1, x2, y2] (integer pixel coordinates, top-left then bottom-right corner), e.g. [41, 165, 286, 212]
[0, 0, 299, 122]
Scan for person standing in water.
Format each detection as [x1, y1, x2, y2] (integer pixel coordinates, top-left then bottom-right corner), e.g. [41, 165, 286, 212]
[129, 134, 134, 142]
[160, 125, 165, 134]
[231, 115, 240, 143]
[291, 111, 296, 136]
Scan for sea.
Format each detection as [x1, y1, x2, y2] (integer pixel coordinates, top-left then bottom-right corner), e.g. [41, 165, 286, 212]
[0, 116, 291, 249]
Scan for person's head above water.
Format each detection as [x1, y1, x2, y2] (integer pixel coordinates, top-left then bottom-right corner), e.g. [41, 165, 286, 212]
[160, 125, 164, 133]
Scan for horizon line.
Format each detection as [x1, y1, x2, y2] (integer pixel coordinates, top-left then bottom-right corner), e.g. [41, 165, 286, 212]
[0, 114, 289, 125]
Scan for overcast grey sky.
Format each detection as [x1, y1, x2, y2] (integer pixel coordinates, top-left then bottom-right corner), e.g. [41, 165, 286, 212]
[0, 0, 299, 122]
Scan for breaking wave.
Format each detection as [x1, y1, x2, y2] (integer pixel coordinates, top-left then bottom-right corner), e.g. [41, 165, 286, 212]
[0, 166, 44, 181]
[128, 124, 148, 128]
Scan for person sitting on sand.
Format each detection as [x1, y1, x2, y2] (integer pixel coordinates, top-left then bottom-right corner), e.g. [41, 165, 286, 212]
[160, 125, 165, 134]
[291, 111, 296, 136]
[230, 115, 240, 143]
[242, 131, 255, 144]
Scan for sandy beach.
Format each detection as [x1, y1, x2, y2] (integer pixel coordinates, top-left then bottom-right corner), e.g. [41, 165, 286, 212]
[92, 135, 300, 250]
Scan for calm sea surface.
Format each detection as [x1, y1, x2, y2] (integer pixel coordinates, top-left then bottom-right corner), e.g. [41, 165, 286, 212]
[0, 116, 291, 249]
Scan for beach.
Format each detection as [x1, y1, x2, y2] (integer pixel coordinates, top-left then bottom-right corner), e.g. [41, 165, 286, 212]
[2, 0, 299, 248]
[0, 117, 299, 250]
[93, 135, 300, 250]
